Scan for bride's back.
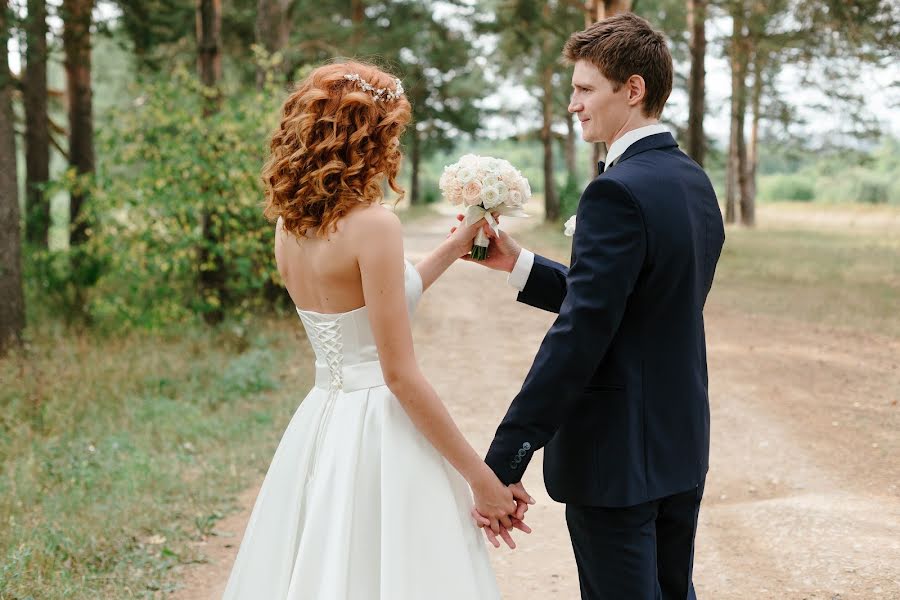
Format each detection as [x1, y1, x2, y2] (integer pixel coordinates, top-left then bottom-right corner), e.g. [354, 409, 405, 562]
[275, 205, 384, 314]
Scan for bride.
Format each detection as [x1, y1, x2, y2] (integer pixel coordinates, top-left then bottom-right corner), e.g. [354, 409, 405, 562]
[222, 61, 531, 599]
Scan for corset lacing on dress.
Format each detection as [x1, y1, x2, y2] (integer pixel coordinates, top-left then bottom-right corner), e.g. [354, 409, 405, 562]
[296, 313, 344, 483]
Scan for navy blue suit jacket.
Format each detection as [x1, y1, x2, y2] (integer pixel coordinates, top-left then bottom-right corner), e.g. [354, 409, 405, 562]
[485, 132, 725, 507]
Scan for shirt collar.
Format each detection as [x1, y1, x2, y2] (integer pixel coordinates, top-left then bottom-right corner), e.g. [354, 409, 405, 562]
[604, 123, 670, 171]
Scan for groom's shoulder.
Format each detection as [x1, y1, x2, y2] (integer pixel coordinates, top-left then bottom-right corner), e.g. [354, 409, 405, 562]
[583, 174, 635, 205]
[605, 147, 710, 189]
[579, 176, 643, 224]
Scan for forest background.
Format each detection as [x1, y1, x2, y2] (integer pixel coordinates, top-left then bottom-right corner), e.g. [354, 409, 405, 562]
[0, 0, 898, 597]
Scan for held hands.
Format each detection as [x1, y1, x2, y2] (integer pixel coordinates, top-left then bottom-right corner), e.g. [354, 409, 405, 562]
[449, 214, 522, 273]
[469, 474, 536, 549]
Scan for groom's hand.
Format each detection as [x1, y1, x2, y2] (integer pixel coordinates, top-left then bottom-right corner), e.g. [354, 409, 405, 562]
[471, 508, 532, 549]
[450, 214, 522, 273]
[509, 482, 536, 519]
[470, 482, 536, 549]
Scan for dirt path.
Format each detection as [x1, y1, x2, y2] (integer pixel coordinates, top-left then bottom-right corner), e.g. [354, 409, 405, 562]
[170, 209, 899, 599]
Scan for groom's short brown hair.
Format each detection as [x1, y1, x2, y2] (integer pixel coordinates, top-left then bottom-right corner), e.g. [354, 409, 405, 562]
[563, 13, 673, 119]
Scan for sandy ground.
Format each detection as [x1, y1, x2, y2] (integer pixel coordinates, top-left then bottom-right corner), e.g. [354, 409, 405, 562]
[169, 209, 900, 599]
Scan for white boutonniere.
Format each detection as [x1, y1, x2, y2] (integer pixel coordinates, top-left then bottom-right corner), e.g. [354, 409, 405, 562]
[564, 215, 576, 237]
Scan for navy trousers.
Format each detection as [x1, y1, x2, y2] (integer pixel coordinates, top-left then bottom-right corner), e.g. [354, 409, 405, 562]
[565, 483, 704, 600]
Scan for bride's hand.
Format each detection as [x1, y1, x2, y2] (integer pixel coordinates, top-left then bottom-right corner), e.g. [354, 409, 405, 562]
[471, 507, 533, 549]
[445, 215, 486, 258]
[450, 214, 522, 272]
[469, 468, 516, 535]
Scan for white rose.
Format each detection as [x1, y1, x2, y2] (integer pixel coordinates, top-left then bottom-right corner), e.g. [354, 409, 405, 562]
[480, 185, 502, 209]
[508, 189, 523, 206]
[459, 154, 480, 169]
[564, 215, 576, 237]
[456, 166, 475, 184]
[494, 182, 509, 204]
[463, 181, 483, 205]
[438, 170, 452, 192]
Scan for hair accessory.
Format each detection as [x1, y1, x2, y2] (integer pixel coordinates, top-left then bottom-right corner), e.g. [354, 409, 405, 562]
[343, 73, 405, 102]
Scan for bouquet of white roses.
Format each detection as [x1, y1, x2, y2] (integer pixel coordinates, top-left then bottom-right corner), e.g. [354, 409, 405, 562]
[439, 154, 531, 260]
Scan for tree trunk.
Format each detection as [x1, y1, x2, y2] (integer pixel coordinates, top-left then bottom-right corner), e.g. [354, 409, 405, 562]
[255, 0, 273, 89]
[540, 5, 558, 222]
[605, 0, 632, 15]
[725, 5, 746, 225]
[197, 0, 225, 324]
[24, 0, 51, 248]
[350, 0, 365, 52]
[743, 48, 761, 227]
[564, 113, 577, 183]
[197, 0, 222, 111]
[255, 0, 291, 89]
[584, 0, 603, 24]
[62, 0, 95, 247]
[581, 0, 633, 24]
[686, 0, 706, 166]
[1, 4, 26, 354]
[409, 125, 422, 205]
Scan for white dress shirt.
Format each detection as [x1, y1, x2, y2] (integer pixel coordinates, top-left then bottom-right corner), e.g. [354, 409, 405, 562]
[507, 124, 670, 292]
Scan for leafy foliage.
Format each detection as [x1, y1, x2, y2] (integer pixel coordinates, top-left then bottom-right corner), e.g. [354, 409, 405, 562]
[53, 67, 287, 328]
[757, 137, 900, 204]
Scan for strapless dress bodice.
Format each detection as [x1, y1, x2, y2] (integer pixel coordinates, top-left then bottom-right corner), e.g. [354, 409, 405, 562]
[295, 259, 423, 391]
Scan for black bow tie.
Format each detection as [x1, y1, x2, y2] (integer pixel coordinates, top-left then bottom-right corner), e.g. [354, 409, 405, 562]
[597, 161, 605, 174]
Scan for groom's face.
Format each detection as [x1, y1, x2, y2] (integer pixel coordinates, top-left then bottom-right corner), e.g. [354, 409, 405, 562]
[568, 60, 629, 146]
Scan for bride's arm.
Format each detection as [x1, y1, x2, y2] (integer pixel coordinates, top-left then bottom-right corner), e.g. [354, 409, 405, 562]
[350, 207, 516, 532]
[414, 217, 486, 292]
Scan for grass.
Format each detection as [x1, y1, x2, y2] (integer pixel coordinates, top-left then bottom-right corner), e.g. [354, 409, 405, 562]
[518, 203, 900, 338]
[710, 226, 900, 337]
[0, 318, 313, 599]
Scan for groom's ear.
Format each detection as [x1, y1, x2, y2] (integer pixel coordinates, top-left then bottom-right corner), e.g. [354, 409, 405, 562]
[625, 74, 646, 110]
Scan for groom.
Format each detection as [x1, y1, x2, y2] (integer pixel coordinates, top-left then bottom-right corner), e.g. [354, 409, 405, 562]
[463, 13, 725, 600]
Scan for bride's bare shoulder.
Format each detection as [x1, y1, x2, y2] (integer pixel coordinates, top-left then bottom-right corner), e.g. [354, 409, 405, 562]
[343, 203, 402, 237]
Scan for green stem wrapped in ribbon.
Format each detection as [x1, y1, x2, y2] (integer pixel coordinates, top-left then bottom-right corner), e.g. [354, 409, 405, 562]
[463, 204, 529, 261]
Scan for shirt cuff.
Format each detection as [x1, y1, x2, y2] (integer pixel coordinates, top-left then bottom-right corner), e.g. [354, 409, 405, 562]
[507, 248, 535, 292]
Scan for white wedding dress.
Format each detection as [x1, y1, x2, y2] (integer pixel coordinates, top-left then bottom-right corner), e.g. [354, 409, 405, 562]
[222, 259, 500, 599]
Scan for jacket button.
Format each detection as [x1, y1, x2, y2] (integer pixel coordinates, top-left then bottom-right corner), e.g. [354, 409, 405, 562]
[510, 462, 518, 469]
[517, 449, 527, 457]
[523, 442, 531, 450]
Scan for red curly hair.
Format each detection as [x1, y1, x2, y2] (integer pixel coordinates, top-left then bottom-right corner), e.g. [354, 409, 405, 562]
[262, 61, 411, 238]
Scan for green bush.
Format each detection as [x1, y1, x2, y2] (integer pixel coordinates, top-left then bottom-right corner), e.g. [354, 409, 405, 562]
[815, 169, 892, 204]
[857, 179, 889, 204]
[559, 174, 582, 220]
[759, 174, 816, 202]
[889, 179, 900, 206]
[47, 67, 286, 328]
